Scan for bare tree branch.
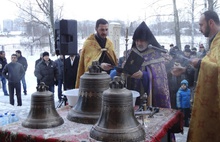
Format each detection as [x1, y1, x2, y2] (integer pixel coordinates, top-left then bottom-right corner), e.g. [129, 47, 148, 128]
[36, 0, 50, 15]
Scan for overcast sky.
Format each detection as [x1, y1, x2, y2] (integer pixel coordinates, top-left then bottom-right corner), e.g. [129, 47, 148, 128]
[0, 0, 208, 25]
[0, 0, 18, 21]
[59, 0, 149, 21]
[57, 0, 175, 22]
[0, 0, 176, 21]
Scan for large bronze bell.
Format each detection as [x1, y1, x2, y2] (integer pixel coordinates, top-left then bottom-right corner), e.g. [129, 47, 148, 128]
[67, 61, 111, 124]
[22, 82, 64, 129]
[90, 76, 146, 142]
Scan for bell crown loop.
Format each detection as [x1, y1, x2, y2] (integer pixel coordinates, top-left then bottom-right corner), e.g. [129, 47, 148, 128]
[109, 76, 125, 89]
[36, 82, 49, 92]
[89, 61, 101, 73]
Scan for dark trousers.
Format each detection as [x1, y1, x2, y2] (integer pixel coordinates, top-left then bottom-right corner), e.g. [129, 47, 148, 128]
[8, 82, 22, 106]
[181, 108, 191, 127]
[57, 79, 63, 101]
[37, 79, 40, 86]
[0, 75, 8, 95]
[48, 85, 54, 93]
[21, 75, 27, 93]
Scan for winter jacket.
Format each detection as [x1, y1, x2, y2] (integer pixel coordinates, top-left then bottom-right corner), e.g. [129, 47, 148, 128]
[2, 62, 25, 83]
[54, 58, 64, 80]
[35, 58, 42, 68]
[64, 55, 79, 89]
[34, 59, 58, 86]
[0, 57, 7, 75]
[17, 55, 28, 71]
[176, 81, 191, 109]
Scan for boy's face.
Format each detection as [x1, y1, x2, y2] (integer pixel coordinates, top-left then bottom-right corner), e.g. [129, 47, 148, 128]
[181, 84, 187, 90]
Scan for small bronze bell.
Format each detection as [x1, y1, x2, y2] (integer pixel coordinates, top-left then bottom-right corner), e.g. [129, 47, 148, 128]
[22, 82, 64, 129]
[67, 61, 111, 124]
[90, 76, 146, 142]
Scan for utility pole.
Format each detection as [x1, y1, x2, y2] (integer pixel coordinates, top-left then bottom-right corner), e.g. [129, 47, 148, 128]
[172, 0, 181, 49]
[191, 0, 195, 49]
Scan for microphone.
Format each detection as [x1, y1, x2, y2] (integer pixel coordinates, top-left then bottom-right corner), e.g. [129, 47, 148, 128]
[148, 44, 168, 53]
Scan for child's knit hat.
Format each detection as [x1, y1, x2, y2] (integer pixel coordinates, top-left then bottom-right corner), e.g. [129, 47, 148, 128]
[181, 79, 188, 87]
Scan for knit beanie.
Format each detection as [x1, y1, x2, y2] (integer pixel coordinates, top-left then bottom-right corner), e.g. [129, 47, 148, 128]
[181, 79, 188, 87]
[43, 52, 49, 57]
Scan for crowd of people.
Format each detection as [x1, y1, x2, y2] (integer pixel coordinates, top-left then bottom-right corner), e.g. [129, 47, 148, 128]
[1, 10, 219, 142]
[34, 52, 80, 103]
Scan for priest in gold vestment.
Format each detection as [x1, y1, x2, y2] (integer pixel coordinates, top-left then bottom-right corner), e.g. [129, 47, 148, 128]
[75, 19, 117, 88]
[187, 10, 220, 142]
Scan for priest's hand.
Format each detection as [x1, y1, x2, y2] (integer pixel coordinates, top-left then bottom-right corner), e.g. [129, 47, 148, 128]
[131, 70, 143, 79]
[171, 63, 186, 76]
[100, 63, 113, 71]
[190, 58, 200, 68]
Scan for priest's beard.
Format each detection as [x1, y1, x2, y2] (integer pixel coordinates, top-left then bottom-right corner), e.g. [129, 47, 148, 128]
[204, 25, 210, 37]
[136, 45, 148, 52]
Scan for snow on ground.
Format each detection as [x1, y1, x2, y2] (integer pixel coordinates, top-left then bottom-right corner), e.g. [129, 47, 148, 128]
[0, 50, 60, 114]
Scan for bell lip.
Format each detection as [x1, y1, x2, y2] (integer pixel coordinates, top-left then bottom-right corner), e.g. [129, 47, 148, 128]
[67, 108, 100, 124]
[21, 117, 64, 129]
[91, 123, 145, 133]
[90, 124, 146, 141]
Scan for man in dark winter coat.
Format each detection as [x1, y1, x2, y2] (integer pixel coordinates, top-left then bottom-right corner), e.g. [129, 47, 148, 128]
[34, 52, 58, 93]
[2, 54, 25, 106]
[35, 53, 43, 85]
[64, 54, 79, 90]
[54, 55, 64, 102]
[16, 50, 28, 95]
[0, 51, 9, 96]
[35, 53, 43, 67]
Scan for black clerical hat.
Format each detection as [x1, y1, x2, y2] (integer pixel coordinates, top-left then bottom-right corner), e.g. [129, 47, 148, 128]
[132, 21, 161, 48]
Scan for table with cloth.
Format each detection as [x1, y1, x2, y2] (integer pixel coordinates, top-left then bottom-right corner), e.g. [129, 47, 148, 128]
[0, 106, 183, 142]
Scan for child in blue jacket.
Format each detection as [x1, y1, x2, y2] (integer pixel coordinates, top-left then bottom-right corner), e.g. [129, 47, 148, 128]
[176, 79, 191, 127]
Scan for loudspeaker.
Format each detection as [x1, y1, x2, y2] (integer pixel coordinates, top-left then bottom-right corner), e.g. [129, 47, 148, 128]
[55, 19, 78, 55]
